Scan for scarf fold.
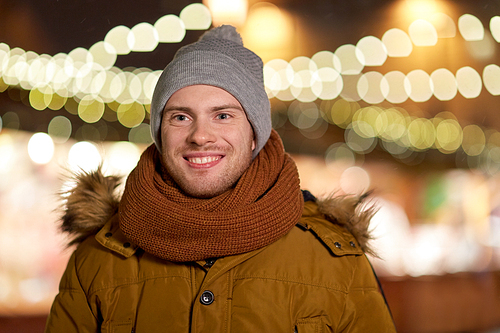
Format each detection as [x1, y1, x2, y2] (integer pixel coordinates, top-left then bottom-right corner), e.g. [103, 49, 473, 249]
[119, 129, 304, 262]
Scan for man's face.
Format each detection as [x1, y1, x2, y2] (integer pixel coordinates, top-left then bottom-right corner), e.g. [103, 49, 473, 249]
[160, 84, 256, 198]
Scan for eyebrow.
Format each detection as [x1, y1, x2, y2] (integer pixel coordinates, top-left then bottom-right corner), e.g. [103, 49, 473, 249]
[163, 104, 244, 113]
[211, 104, 244, 112]
[164, 106, 189, 113]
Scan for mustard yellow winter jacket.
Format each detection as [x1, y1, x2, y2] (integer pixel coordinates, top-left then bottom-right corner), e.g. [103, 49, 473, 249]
[45, 171, 396, 333]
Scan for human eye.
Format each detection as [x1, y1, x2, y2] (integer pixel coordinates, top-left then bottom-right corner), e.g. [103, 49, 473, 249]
[174, 114, 188, 121]
[216, 113, 231, 120]
[165, 112, 191, 126]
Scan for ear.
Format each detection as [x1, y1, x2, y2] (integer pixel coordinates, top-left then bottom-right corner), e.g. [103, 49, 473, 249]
[252, 136, 256, 151]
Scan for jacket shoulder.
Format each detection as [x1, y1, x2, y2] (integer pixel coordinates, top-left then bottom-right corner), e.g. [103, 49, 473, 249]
[298, 202, 362, 257]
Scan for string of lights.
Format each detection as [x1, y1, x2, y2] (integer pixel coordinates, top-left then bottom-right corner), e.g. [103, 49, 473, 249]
[1, 3, 500, 173]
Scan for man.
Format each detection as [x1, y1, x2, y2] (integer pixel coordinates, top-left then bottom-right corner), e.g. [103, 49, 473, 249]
[45, 25, 396, 332]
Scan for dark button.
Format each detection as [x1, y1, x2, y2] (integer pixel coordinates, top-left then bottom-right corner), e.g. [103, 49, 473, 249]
[204, 258, 216, 268]
[334, 242, 342, 249]
[105, 232, 112, 238]
[123, 242, 131, 248]
[350, 241, 356, 248]
[200, 290, 214, 305]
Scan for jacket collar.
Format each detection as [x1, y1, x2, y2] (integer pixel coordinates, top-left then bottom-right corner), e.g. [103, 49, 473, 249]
[60, 167, 375, 256]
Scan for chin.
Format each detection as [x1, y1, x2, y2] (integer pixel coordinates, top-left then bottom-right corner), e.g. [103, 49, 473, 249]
[180, 183, 231, 199]
[184, 189, 227, 199]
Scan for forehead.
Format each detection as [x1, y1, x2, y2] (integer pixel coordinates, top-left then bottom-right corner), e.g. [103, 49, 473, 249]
[165, 85, 242, 107]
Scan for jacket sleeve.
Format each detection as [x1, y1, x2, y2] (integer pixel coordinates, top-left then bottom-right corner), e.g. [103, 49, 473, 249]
[45, 251, 99, 333]
[337, 255, 397, 333]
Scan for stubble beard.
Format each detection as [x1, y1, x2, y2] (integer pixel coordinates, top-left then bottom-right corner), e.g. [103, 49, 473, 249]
[162, 145, 253, 199]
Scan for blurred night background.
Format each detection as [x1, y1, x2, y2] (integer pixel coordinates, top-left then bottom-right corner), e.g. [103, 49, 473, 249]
[1, 0, 500, 332]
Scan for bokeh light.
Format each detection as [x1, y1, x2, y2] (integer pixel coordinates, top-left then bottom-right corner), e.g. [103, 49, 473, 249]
[380, 108, 409, 142]
[78, 95, 105, 123]
[48, 116, 72, 144]
[68, 141, 101, 172]
[47, 92, 67, 110]
[491, 16, 500, 43]
[1, 111, 20, 130]
[356, 36, 387, 66]
[335, 44, 364, 75]
[407, 118, 435, 150]
[179, 3, 212, 30]
[456, 66, 482, 99]
[430, 68, 457, 101]
[142, 70, 161, 104]
[382, 28, 413, 57]
[345, 124, 377, 154]
[315, 67, 343, 100]
[458, 14, 484, 41]
[325, 142, 356, 169]
[381, 71, 408, 104]
[104, 26, 133, 55]
[263, 58, 293, 97]
[311, 50, 342, 73]
[88, 41, 117, 70]
[129, 23, 159, 52]
[155, 15, 186, 43]
[117, 102, 146, 128]
[288, 101, 319, 130]
[483, 64, 500, 96]
[435, 118, 463, 153]
[299, 117, 328, 140]
[431, 12, 456, 38]
[357, 71, 384, 104]
[29, 86, 52, 111]
[404, 69, 433, 102]
[107, 141, 141, 175]
[240, 2, 293, 61]
[340, 166, 370, 194]
[128, 123, 153, 144]
[462, 125, 485, 156]
[352, 106, 379, 138]
[329, 98, 359, 129]
[27, 133, 54, 165]
[409, 19, 438, 46]
[203, 0, 248, 27]
[288, 58, 319, 102]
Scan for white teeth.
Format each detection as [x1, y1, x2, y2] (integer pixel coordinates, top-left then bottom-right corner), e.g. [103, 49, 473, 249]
[188, 156, 220, 164]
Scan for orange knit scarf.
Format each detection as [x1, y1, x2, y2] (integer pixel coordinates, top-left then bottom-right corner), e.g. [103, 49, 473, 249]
[119, 130, 304, 262]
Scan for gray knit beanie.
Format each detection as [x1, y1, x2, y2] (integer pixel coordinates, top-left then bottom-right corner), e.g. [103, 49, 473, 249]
[150, 25, 271, 159]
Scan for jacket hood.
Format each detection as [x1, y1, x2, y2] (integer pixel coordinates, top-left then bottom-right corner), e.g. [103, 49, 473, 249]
[60, 167, 122, 246]
[60, 168, 376, 254]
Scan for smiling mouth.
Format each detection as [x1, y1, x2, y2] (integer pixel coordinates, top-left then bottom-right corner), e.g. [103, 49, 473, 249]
[185, 156, 222, 164]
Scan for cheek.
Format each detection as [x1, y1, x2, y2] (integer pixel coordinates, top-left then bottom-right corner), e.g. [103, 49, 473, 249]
[160, 129, 178, 156]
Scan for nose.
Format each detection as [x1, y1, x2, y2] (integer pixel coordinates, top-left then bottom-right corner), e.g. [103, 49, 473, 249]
[188, 120, 216, 146]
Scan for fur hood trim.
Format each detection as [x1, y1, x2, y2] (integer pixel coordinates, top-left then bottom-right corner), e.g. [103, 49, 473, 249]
[317, 193, 376, 256]
[60, 167, 122, 246]
[60, 168, 376, 254]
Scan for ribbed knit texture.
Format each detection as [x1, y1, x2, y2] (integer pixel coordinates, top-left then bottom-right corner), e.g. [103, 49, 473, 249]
[119, 130, 304, 262]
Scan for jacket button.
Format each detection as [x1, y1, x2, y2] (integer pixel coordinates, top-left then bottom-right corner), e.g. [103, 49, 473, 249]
[334, 242, 342, 249]
[105, 232, 112, 238]
[350, 241, 356, 248]
[200, 290, 214, 305]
